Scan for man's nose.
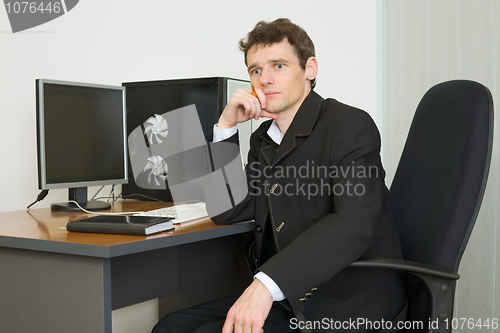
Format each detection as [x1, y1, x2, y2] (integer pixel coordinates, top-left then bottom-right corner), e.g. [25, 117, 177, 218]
[259, 68, 274, 86]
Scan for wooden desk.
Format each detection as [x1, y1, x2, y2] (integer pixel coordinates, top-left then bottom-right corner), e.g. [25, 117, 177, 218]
[0, 201, 254, 333]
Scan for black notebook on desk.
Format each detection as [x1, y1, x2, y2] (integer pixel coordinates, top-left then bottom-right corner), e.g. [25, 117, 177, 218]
[66, 216, 174, 236]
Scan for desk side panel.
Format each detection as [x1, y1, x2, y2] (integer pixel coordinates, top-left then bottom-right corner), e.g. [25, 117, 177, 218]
[111, 246, 179, 310]
[158, 232, 253, 317]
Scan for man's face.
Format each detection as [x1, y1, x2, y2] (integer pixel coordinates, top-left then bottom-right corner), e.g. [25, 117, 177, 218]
[246, 39, 312, 115]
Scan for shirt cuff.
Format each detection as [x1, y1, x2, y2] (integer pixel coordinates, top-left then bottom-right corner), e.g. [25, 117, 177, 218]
[254, 271, 286, 301]
[213, 123, 237, 142]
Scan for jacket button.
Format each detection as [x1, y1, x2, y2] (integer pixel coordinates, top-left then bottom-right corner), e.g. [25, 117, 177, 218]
[256, 225, 263, 232]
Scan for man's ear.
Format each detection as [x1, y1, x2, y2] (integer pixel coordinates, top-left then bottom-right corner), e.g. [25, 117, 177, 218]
[305, 56, 318, 81]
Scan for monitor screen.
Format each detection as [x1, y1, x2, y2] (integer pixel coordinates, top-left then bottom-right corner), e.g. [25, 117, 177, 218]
[36, 79, 127, 210]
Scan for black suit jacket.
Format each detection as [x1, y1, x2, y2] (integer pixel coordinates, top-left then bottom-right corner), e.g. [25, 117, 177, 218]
[207, 90, 406, 326]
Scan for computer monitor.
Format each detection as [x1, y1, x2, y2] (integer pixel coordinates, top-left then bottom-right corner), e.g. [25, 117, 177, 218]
[36, 79, 128, 211]
[122, 77, 251, 202]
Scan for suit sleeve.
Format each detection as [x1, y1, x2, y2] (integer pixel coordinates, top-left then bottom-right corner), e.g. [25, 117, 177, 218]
[257, 110, 388, 312]
[203, 127, 262, 224]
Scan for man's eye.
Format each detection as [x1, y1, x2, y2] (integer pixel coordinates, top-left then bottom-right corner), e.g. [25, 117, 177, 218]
[252, 69, 261, 75]
[276, 64, 284, 69]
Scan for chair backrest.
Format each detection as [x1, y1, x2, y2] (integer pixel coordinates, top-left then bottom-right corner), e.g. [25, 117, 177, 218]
[390, 80, 493, 270]
[389, 80, 493, 329]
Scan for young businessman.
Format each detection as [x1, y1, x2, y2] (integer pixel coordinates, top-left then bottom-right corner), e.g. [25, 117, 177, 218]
[153, 18, 406, 333]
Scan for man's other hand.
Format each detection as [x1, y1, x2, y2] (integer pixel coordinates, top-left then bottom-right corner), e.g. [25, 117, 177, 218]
[222, 278, 273, 333]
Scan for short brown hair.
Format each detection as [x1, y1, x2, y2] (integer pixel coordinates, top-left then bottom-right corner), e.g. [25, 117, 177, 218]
[239, 18, 316, 89]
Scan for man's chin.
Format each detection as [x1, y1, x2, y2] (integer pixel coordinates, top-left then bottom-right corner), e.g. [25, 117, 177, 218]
[263, 105, 280, 114]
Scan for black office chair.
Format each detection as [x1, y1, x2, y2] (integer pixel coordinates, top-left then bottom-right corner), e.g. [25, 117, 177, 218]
[351, 79, 494, 332]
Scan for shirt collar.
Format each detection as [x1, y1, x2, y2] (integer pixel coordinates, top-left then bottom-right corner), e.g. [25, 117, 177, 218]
[267, 120, 284, 145]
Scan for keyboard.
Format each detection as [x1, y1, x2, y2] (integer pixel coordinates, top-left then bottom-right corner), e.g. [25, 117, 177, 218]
[134, 202, 208, 224]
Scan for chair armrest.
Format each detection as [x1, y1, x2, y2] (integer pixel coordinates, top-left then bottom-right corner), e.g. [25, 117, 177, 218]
[350, 257, 459, 280]
[350, 258, 459, 333]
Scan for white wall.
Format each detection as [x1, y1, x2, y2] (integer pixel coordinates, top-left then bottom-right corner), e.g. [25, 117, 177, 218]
[0, 1, 380, 332]
[0, 0, 379, 213]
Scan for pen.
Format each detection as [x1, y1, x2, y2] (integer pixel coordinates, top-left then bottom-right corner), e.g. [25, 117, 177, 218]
[251, 85, 258, 97]
[252, 85, 265, 110]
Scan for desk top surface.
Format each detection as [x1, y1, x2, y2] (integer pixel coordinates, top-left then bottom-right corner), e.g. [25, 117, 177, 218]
[0, 201, 254, 258]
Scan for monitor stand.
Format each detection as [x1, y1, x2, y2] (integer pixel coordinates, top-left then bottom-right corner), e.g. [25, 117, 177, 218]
[51, 187, 111, 212]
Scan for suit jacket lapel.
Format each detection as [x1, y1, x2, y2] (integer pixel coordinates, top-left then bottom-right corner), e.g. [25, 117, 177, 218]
[270, 90, 324, 167]
[257, 128, 278, 165]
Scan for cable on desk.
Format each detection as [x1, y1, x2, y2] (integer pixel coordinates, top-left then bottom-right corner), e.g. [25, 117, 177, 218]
[67, 200, 145, 216]
[27, 190, 49, 210]
[91, 186, 104, 200]
[120, 194, 167, 202]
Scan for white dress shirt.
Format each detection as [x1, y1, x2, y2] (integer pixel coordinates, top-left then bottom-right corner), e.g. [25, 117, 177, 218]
[212, 122, 285, 301]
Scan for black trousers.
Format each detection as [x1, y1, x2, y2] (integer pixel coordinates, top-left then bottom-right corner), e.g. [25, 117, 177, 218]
[152, 294, 295, 333]
[151, 270, 406, 333]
